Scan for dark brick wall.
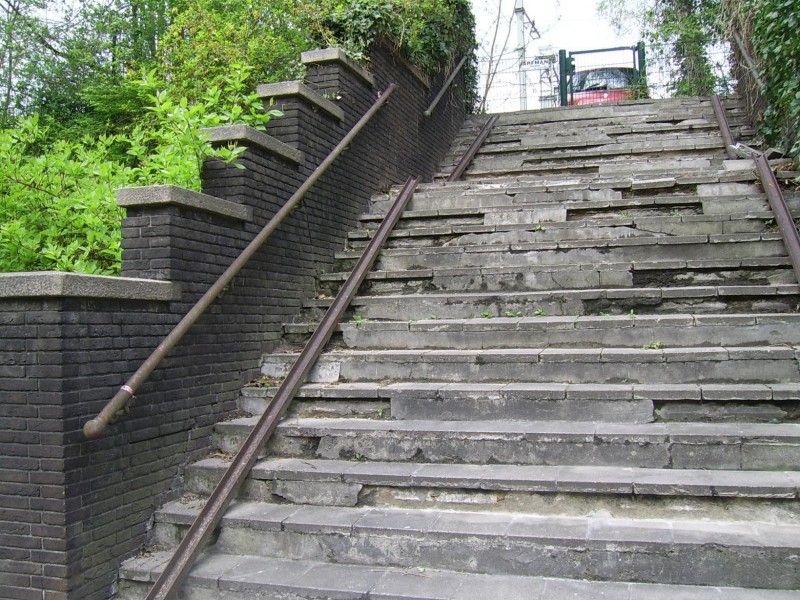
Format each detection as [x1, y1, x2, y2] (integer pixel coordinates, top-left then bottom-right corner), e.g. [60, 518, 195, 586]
[0, 42, 468, 600]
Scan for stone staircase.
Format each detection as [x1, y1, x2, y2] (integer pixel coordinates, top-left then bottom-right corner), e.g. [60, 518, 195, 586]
[118, 98, 800, 599]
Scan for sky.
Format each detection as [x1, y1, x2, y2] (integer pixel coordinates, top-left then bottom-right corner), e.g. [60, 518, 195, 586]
[471, 0, 642, 112]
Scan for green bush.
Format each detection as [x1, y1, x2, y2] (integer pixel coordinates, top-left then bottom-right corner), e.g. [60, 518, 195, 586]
[0, 0, 477, 275]
[0, 65, 279, 274]
[749, 0, 800, 158]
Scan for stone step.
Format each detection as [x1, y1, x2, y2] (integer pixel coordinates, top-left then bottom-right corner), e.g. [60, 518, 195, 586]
[445, 166, 757, 188]
[184, 457, 800, 507]
[215, 417, 800, 471]
[283, 313, 800, 352]
[146, 501, 800, 589]
[457, 156, 751, 180]
[373, 173, 763, 208]
[240, 381, 800, 424]
[316, 257, 795, 296]
[467, 140, 726, 168]
[334, 235, 787, 273]
[444, 123, 756, 160]
[303, 284, 800, 321]
[116, 551, 800, 600]
[260, 345, 800, 387]
[367, 184, 784, 217]
[349, 213, 773, 250]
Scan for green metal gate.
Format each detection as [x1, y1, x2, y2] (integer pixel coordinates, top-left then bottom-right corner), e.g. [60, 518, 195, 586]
[558, 43, 647, 107]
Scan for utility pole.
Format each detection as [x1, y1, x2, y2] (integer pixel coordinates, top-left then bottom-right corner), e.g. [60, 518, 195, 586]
[515, 0, 527, 111]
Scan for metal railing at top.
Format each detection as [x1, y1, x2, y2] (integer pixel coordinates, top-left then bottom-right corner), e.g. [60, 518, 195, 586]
[82, 83, 398, 441]
[424, 55, 468, 118]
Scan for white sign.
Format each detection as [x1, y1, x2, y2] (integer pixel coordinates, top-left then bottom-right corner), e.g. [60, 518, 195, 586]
[522, 55, 556, 70]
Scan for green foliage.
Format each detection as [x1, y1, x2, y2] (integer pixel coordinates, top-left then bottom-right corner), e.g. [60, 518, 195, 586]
[0, 0, 477, 274]
[0, 65, 279, 274]
[313, 0, 478, 109]
[741, 0, 800, 158]
[160, 0, 311, 101]
[600, 0, 728, 96]
[0, 115, 128, 274]
[647, 0, 723, 96]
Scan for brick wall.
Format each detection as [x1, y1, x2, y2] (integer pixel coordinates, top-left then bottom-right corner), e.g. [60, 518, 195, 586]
[0, 42, 468, 600]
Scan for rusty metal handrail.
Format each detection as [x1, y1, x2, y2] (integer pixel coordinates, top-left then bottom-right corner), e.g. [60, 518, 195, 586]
[712, 94, 800, 285]
[711, 95, 738, 159]
[424, 55, 468, 118]
[754, 155, 800, 283]
[448, 114, 499, 181]
[145, 175, 420, 600]
[83, 83, 398, 440]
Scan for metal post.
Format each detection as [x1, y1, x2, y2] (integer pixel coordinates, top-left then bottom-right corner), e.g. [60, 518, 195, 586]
[558, 49, 568, 107]
[515, 0, 527, 111]
[636, 41, 647, 85]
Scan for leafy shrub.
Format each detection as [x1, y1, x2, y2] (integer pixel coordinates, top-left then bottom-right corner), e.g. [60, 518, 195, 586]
[748, 0, 800, 158]
[0, 65, 279, 274]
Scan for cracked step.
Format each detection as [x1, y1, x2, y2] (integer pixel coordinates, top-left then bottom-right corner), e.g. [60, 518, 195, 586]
[317, 257, 795, 297]
[116, 552, 800, 600]
[283, 312, 800, 351]
[146, 502, 800, 589]
[213, 417, 800, 471]
[302, 284, 800, 321]
[334, 234, 788, 273]
[240, 381, 800, 424]
[183, 457, 800, 508]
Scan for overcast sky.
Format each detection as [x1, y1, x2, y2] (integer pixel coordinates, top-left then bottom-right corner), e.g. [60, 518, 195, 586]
[472, 0, 640, 58]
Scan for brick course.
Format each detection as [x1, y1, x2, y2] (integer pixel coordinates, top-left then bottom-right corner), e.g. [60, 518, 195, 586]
[0, 42, 468, 599]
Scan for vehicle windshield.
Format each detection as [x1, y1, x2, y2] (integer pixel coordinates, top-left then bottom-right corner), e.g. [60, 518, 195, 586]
[572, 68, 635, 93]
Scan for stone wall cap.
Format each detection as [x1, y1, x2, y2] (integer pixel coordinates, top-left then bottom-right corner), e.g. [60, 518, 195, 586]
[201, 125, 304, 165]
[117, 185, 252, 222]
[0, 271, 181, 301]
[301, 47, 375, 87]
[257, 80, 345, 122]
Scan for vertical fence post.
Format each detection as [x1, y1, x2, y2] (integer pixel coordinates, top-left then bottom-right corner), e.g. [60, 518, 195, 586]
[558, 49, 568, 106]
[636, 42, 647, 85]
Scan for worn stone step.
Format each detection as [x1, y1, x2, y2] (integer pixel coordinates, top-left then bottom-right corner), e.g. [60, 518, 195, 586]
[334, 235, 787, 273]
[261, 345, 800, 387]
[303, 284, 800, 321]
[460, 140, 731, 164]
[445, 123, 755, 159]
[241, 381, 800, 424]
[458, 157, 755, 180]
[284, 313, 800, 352]
[147, 501, 800, 589]
[349, 213, 773, 250]
[370, 172, 761, 213]
[184, 456, 800, 508]
[116, 551, 800, 600]
[450, 166, 757, 187]
[467, 142, 726, 171]
[212, 417, 800, 471]
[317, 257, 795, 296]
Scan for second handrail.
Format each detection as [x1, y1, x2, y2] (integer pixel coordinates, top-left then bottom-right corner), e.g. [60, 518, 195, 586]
[424, 55, 468, 118]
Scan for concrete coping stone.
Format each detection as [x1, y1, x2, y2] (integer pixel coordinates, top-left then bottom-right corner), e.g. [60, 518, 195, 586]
[301, 47, 375, 87]
[257, 80, 345, 122]
[117, 185, 252, 222]
[201, 125, 304, 165]
[0, 271, 180, 301]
